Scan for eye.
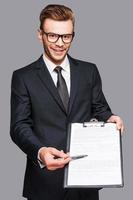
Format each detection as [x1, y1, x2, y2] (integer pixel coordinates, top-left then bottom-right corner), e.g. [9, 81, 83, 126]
[48, 33, 58, 38]
[63, 34, 71, 39]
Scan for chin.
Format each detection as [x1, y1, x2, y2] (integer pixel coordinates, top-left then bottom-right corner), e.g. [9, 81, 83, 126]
[53, 59, 64, 65]
[52, 55, 66, 64]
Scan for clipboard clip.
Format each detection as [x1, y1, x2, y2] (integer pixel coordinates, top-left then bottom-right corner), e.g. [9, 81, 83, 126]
[83, 118, 105, 127]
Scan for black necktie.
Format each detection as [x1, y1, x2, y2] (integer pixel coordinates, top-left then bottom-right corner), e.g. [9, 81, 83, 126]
[54, 66, 69, 112]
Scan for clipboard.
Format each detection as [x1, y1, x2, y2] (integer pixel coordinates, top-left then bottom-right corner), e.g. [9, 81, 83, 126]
[64, 121, 124, 188]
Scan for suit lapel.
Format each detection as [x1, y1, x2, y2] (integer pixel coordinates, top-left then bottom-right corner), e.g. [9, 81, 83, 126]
[36, 56, 66, 114]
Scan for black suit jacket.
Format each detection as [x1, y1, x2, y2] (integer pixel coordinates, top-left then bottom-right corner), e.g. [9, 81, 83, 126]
[10, 55, 112, 199]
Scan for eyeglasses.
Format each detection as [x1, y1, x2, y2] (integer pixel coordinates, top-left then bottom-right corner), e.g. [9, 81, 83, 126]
[42, 31, 75, 44]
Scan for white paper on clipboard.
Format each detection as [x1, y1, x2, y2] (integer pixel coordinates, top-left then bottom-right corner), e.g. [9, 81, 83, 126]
[64, 122, 124, 188]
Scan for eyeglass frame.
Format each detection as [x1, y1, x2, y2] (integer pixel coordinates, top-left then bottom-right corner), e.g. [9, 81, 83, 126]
[42, 30, 75, 44]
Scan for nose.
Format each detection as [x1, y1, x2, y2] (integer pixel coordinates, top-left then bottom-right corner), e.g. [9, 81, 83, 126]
[56, 36, 64, 46]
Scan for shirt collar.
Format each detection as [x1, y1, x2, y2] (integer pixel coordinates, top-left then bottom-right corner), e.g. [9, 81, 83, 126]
[43, 53, 70, 74]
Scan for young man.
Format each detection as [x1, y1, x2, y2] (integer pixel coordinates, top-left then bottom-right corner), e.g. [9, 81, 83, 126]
[10, 4, 124, 200]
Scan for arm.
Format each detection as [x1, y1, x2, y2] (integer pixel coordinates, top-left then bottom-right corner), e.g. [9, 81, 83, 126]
[91, 65, 112, 121]
[10, 71, 44, 165]
[91, 65, 124, 133]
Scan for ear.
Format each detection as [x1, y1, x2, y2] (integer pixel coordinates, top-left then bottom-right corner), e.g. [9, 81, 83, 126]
[37, 29, 43, 43]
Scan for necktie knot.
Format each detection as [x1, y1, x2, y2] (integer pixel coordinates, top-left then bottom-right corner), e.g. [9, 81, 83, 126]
[54, 66, 62, 73]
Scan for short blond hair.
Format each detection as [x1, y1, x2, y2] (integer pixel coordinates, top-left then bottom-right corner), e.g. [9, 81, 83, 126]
[39, 4, 75, 30]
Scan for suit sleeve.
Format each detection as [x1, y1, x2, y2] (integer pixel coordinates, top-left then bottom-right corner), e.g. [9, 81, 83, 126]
[91, 65, 113, 121]
[10, 71, 44, 165]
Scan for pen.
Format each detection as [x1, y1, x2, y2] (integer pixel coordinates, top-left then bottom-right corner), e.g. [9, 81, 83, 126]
[53, 154, 88, 161]
[71, 154, 88, 160]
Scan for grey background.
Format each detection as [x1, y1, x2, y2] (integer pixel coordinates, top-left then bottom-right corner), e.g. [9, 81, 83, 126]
[0, 0, 132, 199]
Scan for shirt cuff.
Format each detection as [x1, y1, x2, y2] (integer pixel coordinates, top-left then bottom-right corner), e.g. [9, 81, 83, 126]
[37, 147, 47, 168]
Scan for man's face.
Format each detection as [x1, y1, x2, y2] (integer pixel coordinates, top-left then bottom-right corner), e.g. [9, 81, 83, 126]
[38, 19, 74, 65]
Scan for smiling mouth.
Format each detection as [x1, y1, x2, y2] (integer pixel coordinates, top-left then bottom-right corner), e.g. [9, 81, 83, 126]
[51, 47, 66, 53]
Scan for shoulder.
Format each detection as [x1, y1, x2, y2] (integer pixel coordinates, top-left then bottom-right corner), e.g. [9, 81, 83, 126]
[12, 56, 43, 79]
[13, 60, 38, 75]
[68, 55, 99, 72]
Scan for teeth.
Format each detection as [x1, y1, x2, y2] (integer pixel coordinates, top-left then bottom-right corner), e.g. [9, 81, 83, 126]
[52, 48, 64, 52]
[55, 50, 63, 52]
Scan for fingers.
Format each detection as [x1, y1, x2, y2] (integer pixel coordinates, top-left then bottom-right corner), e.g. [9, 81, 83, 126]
[39, 147, 71, 171]
[107, 115, 125, 134]
[49, 147, 69, 159]
[50, 156, 70, 168]
[116, 120, 125, 134]
[116, 119, 123, 130]
[46, 155, 71, 171]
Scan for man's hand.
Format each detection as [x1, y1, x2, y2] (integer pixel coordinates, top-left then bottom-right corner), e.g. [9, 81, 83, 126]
[107, 115, 125, 134]
[39, 147, 71, 170]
